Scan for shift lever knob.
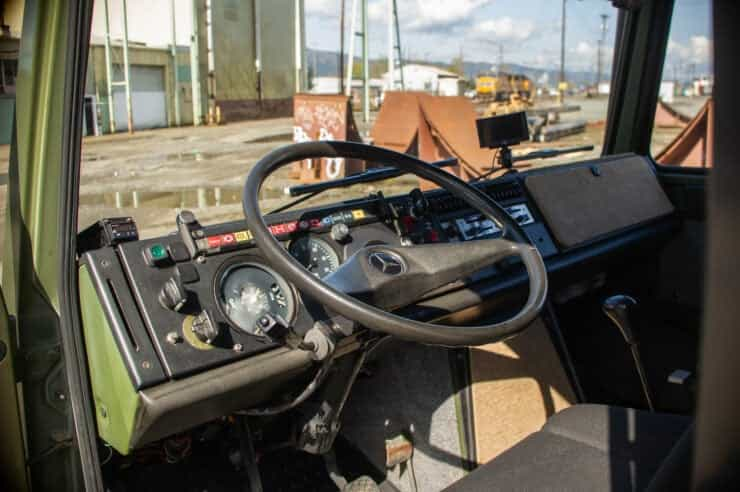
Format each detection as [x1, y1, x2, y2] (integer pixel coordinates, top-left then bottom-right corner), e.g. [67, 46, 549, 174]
[602, 294, 655, 411]
[602, 295, 638, 345]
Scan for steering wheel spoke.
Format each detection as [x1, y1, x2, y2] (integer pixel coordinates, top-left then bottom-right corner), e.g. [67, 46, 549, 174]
[324, 239, 525, 311]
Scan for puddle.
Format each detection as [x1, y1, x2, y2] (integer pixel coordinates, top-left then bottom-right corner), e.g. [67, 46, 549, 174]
[79, 186, 245, 209]
[165, 151, 221, 162]
[244, 132, 293, 144]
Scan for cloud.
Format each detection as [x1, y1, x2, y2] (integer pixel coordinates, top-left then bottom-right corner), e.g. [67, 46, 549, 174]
[575, 41, 596, 56]
[409, 0, 491, 29]
[472, 17, 535, 43]
[305, 0, 340, 18]
[667, 35, 712, 65]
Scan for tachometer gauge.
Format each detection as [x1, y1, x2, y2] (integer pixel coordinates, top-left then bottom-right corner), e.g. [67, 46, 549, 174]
[288, 236, 341, 278]
[217, 263, 293, 335]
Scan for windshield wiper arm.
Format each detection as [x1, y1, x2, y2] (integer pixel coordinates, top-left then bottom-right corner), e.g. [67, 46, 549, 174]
[285, 158, 458, 197]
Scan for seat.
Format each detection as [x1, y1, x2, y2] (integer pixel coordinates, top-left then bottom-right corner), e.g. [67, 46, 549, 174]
[445, 404, 691, 492]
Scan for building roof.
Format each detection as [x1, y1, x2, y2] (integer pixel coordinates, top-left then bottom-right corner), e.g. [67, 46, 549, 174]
[383, 63, 461, 79]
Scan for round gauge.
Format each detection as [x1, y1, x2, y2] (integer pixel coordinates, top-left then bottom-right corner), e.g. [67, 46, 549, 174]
[217, 263, 294, 335]
[288, 236, 341, 278]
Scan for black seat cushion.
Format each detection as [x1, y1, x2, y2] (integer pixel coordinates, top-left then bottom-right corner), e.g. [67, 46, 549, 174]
[445, 404, 691, 492]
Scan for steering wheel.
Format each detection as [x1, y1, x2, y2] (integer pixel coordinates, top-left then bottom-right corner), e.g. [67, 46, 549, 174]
[243, 141, 547, 346]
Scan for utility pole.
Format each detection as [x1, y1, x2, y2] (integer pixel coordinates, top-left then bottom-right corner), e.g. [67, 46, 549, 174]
[170, 0, 181, 126]
[559, 0, 566, 104]
[392, 0, 404, 90]
[345, 0, 357, 97]
[596, 13, 609, 91]
[386, 0, 404, 91]
[387, 0, 394, 90]
[103, 0, 115, 133]
[121, 0, 134, 133]
[361, 0, 369, 123]
[339, 0, 345, 94]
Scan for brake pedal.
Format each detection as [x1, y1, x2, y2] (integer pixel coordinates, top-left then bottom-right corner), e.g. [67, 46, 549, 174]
[344, 476, 380, 492]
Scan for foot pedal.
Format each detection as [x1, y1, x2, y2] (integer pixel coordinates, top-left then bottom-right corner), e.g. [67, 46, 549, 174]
[662, 369, 695, 413]
[344, 476, 380, 492]
[385, 433, 414, 468]
[667, 369, 693, 386]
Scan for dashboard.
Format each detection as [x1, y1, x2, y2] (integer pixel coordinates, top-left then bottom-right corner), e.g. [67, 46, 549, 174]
[80, 174, 557, 389]
[78, 153, 678, 452]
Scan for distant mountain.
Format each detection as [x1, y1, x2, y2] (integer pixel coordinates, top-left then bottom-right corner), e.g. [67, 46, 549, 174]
[306, 48, 603, 88]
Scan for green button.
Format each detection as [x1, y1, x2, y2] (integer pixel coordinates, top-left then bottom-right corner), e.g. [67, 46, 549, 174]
[150, 244, 167, 259]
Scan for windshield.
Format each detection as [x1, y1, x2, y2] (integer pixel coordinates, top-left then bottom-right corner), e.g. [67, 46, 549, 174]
[79, 0, 618, 238]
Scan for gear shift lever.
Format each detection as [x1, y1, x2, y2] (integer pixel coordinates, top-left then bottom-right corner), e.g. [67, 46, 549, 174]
[602, 295, 655, 411]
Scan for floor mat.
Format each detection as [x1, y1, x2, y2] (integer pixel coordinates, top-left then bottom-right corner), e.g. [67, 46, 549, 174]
[469, 318, 576, 463]
[340, 340, 467, 492]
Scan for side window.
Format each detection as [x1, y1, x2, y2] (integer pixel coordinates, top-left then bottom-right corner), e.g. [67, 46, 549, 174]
[651, 0, 713, 168]
[0, 2, 23, 256]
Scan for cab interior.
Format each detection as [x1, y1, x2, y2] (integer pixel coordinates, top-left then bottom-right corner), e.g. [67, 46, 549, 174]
[1, 1, 738, 492]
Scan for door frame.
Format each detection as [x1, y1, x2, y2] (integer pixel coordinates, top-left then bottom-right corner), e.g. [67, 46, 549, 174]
[3, 0, 100, 490]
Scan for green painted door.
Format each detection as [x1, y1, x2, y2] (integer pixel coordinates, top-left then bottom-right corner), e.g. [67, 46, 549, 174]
[0, 287, 28, 491]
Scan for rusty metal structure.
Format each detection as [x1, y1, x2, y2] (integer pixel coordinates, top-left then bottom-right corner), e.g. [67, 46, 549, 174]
[291, 94, 367, 182]
[654, 99, 691, 128]
[655, 98, 714, 168]
[372, 92, 507, 188]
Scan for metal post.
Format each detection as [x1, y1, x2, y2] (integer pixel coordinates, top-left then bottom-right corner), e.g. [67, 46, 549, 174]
[387, 0, 394, 91]
[345, 0, 357, 96]
[103, 0, 116, 133]
[190, 0, 203, 126]
[339, 0, 345, 93]
[205, 0, 215, 122]
[392, 0, 404, 90]
[254, 0, 263, 104]
[122, 0, 134, 133]
[295, 0, 304, 93]
[596, 13, 609, 90]
[171, 0, 181, 126]
[361, 0, 369, 123]
[559, 0, 566, 103]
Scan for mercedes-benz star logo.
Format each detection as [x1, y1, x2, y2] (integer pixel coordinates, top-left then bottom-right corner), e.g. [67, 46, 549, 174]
[368, 251, 405, 275]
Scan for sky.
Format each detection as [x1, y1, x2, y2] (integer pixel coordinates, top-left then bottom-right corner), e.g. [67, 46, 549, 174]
[89, 0, 713, 79]
[305, 0, 713, 76]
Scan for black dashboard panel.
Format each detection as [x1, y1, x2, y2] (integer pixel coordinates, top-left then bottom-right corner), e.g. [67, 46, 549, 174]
[80, 154, 677, 392]
[81, 173, 557, 389]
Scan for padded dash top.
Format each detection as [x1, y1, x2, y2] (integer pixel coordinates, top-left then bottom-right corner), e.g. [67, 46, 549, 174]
[524, 155, 675, 249]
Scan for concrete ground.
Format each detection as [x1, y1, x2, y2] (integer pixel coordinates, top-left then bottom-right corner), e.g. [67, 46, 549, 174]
[0, 95, 707, 243]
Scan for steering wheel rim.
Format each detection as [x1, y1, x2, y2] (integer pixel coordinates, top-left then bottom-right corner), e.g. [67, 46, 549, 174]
[243, 141, 547, 346]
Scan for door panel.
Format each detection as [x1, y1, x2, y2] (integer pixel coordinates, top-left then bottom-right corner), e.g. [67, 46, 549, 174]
[0, 288, 28, 491]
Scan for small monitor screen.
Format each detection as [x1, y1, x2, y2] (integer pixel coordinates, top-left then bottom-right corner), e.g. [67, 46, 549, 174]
[476, 112, 529, 149]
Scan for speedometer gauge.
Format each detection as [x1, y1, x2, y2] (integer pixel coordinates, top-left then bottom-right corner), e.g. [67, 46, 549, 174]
[217, 263, 294, 335]
[288, 237, 341, 278]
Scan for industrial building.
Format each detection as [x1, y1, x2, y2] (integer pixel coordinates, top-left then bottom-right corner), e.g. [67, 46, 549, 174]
[0, 0, 22, 144]
[86, 0, 307, 134]
[382, 64, 463, 97]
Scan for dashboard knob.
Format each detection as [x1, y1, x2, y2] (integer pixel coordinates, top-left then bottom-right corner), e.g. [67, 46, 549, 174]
[191, 310, 219, 344]
[330, 223, 351, 243]
[159, 277, 188, 312]
[409, 188, 430, 217]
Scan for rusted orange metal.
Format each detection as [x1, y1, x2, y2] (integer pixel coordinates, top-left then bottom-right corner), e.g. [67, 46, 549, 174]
[655, 98, 714, 168]
[372, 92, 504, 189]
[292, 94, 365, 182]
[371, 91, 426, 154]
[654, 100, 691, 128]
